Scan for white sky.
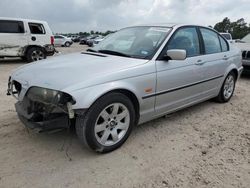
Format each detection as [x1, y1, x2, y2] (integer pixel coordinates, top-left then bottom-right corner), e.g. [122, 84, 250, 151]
[0, 0, 249, 33]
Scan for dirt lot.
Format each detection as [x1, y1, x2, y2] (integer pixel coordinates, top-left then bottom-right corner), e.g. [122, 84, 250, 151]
[0, 43, 249, 188]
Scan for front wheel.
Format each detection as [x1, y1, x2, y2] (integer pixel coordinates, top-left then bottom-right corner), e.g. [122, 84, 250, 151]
[76, 93, 136, 153]
[215, 72, 236, 103]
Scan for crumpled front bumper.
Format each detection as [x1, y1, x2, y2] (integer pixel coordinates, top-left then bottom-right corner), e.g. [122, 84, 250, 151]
[15, 99, 70, 132]
[15, 102, 70, 131]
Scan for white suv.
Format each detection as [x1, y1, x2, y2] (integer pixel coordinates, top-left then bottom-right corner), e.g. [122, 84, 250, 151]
[0, 17, 55, 62]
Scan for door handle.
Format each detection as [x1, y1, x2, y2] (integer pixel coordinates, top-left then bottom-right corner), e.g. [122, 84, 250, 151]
[223, 55, 229, 61]
[195, 60, 205, 65]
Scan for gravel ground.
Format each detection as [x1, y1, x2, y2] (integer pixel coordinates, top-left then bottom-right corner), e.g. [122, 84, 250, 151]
[0, 43, 249, 188]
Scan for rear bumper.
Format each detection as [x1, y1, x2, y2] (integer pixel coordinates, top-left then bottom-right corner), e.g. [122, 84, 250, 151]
[44, 45, 55, 56]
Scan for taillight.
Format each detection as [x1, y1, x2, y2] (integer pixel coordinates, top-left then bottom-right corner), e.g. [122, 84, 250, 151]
[51, 36, 54, 45]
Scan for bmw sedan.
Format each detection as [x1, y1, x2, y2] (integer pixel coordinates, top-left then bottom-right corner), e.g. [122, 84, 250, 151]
[7, 24, 243, 153]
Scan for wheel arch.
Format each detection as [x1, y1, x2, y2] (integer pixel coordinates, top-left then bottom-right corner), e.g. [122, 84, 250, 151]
[23, 45, 46, 56]
[100, 89, 140, 125]
[230, 68, 238, 79]
[224, 64, 240, 81]
[70, 84, 142, 124]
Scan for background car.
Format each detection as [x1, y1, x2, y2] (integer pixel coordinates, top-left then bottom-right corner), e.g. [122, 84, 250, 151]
[235, 33, 250, 70]
[72, 36, 81, 42]
[79, 35, 98, 45]
[54, 35, 73, 47]
[0, 17, 55, 62]
[87, 36, 104, 47]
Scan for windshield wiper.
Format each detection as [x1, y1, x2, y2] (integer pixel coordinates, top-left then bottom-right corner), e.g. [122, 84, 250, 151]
[86, 48, 98, 53]
[98, 50, 131, 57]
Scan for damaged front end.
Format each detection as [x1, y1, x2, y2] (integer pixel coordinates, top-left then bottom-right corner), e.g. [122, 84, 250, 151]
[8, 79, 76, 132]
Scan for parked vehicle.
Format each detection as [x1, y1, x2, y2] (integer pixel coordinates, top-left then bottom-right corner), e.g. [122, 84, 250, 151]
[235, 33, 250, 69]
[72, 36, 81, 42]
[220, 32, 234, 44]
[87, 36, 105, 47]
[0, 17, 55, 62]
[69, 35, 80, 42]
[7, 24, 243, 153]
[54, 35, 73, 47]
[86, 35, 102, 46]
[79, 35, 98, 45]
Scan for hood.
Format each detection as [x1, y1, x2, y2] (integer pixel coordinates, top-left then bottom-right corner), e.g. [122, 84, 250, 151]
[11, 52, 148, 91]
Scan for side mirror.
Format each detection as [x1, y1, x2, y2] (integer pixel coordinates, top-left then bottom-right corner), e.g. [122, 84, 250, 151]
[166, 49, 187, 61]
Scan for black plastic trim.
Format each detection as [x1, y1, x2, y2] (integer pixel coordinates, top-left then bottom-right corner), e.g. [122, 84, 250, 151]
[142, 75, 224, 99]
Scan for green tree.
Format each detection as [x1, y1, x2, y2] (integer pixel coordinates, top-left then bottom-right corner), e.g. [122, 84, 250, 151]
[214, 17, 250, 39]
[214, 17, 231, 33]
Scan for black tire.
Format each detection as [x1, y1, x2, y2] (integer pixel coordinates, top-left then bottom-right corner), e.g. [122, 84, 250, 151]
[64, 42, 71, 47]
[26, 47, 46, 63]
[214, 71, 236, 103]
[21, 56, 27, 61]
[76, 92, 136, 153]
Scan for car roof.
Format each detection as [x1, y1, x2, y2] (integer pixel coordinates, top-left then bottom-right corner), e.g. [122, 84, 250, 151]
[0, 17, 48, 24]
[130, 23, 212, 29]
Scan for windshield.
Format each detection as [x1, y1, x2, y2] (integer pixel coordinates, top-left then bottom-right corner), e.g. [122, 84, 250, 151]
[221, 33, 232, 40]
[92, 26, 171, 59]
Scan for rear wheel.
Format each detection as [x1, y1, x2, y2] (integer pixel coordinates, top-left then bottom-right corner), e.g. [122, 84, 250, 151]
[76, 92, 136, 153]
[64, 42, 71, 47]
[26, 47, 46, 62]
[215, 71, 236, 103]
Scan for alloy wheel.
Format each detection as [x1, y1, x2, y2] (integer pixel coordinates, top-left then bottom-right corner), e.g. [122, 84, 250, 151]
[223, 75, 235, 99]
[31, 50, 45, 61]
[94, 103, 130, 146]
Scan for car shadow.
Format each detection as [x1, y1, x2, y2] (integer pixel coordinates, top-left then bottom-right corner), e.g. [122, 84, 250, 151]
[0, 58, 26, 64]
[28, 100, 215, 158]
[241, 70, 250, 79]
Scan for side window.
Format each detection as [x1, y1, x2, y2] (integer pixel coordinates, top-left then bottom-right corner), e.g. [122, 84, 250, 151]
[167, 27, 200, 57]
[219, 36, 229, 52]
[200, 28, 221, 54]
[0, 20, 24, 33]
[28, 23, 45, 34]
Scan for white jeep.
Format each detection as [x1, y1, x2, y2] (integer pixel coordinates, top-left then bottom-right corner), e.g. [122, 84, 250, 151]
[0, 17, 55, 62]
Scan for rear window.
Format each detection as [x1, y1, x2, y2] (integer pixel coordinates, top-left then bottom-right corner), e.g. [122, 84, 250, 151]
[219, 36, 229, 52]
[28, 23, 45, 34]
[200, 28, 221, 54]
[0, 20, 24, 33]
[221, 33, 232, 40]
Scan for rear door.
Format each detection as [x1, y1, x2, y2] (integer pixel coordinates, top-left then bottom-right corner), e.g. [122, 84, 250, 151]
[0, 20, 27, 56]
[154, 27, 206, 115]
[27, 22, 47, 46]
[198, 27, 229, 96]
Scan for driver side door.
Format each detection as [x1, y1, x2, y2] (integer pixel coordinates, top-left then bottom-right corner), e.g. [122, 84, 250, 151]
[155, 27, 206, 115]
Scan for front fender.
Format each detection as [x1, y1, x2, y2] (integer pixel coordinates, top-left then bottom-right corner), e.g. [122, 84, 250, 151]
[68, 81, 143, 110]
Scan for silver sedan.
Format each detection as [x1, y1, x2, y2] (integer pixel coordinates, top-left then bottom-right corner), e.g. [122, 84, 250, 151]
[8, 24, 243, 153]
